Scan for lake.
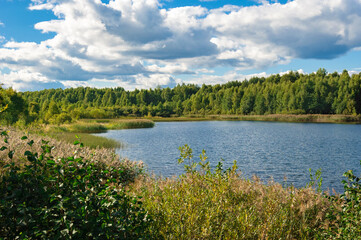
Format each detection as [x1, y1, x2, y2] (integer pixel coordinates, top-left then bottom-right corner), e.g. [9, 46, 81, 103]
[94, 121, 361, 193]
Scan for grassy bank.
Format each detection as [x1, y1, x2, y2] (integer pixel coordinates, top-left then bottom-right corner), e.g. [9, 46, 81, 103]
[30, 118, 155, 149]
[1, 128, 361, 238]
[2, 129, 360, 239]
[151, 114, 361, 124]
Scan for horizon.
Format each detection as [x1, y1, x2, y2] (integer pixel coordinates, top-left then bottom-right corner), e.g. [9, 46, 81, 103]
[1, 0, 361, 92]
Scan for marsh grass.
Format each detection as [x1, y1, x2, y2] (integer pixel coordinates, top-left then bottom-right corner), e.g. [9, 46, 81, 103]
[67, 123, 108, 133]
[0, 126, 142, 178]
[32, 118, 154, 149]
[105, 119, 155, 129]
[151, 114, 361, 124]
[131, 145, 335, 239]
[49, 132, 123, 149]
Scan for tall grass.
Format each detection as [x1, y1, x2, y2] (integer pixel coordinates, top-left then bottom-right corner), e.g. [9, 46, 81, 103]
[132, 145, 334, 239]
[106, 119, 155, 130]
[67, 123, 108, 133]
[49, 132, 123, 149]
[0, 126, 142, 178]
[0, 127, 149, 239]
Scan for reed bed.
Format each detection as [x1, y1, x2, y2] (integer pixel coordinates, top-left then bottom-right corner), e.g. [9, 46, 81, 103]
[105, 119, 155, 129]
[0, 126, 143, 178]
[151, 114, 361, 124]
[48, 132, 123, 149]
[133, 173, 334, 239]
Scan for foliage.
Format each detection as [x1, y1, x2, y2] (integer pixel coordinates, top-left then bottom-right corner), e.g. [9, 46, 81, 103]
[318, 161, 361, 239]
[0, 87, 29, 125]
[19, 69, 361, 122]
[0, 131, 150, 239]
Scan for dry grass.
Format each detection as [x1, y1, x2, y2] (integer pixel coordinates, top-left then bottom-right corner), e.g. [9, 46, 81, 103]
[0, 126, 143, 176]
[131, 172, 335, 239]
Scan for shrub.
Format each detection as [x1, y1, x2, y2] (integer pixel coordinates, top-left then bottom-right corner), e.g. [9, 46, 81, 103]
[0, 131, 150, 239]
[319, 162, 361, 239]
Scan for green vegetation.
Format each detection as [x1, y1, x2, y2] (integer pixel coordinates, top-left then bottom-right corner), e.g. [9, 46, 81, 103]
[2, 68, 361, 237]
[48, 132, 123, 149]
[150, 114, 361, 123]
[26, 118, 155, 149]
[14, 68, 361, 125]
[1, 128, 361, 238]
[139, 146, 334, 239]
[106, 119, 155, 129]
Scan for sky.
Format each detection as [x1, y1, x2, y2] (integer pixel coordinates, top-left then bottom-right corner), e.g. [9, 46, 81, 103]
[1, 0, 361, 91]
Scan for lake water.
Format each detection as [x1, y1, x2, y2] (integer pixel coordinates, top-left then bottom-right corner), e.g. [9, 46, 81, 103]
[94, 121, 361, 193]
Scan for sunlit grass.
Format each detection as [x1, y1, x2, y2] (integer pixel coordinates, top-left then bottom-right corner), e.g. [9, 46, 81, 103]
[48, 132, 123, 149]
[105, 119, 155, 129]
[131, 146, 334, 239]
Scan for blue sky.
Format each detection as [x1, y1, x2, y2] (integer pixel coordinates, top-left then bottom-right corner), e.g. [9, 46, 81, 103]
[1, 0, 361, 91]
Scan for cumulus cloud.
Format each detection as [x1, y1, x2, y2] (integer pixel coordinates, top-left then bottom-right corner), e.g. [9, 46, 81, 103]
[1, 0, 361, 91]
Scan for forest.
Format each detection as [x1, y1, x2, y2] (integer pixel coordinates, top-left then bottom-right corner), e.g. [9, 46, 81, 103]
[1, 68, 361, 125]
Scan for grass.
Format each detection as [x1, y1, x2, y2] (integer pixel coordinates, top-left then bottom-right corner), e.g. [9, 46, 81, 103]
[129, 145, 335, 239]
[105, 119, 155, 129]
[150, 114, 361, 124]
[26, 118, 155, 149]
[0, 127, 148, 239]
[0, 126, 143, 174]
[48, 132, 123, 149]
[2, 127, 361, 239]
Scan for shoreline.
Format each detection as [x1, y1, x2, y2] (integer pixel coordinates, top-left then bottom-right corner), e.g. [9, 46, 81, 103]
[149, 114, 361, 124]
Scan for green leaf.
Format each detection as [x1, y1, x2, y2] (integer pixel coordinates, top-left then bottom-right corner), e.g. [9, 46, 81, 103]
[0, 146, 7, 151]
[8, 150, 14, 159]
[21, 136, 28, 140]
[74, 140, 80, 145]
[47, 160, 56, 165]
[27, 140, 34, 146]
[25, 151, 32, 156]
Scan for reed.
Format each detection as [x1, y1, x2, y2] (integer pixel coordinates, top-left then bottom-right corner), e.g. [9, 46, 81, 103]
[106, 119, 155, 130]
[49, 132, 123, 149]
[67, 123, 108, 133]
[131, 146, 334, 239]
[0, 126, 142, 174]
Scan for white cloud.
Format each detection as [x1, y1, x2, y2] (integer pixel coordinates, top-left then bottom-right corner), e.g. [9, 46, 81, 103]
[1, 0, 361, 91]
[0, 70, 64, 91]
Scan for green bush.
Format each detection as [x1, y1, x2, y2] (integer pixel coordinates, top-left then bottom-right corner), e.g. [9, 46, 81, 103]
[319, 162, 361, 239]
[0, 131, 150, 239]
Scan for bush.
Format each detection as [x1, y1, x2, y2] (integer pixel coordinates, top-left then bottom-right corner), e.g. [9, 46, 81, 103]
[319, 162, 361, 239]
[0, 132, 150, 239]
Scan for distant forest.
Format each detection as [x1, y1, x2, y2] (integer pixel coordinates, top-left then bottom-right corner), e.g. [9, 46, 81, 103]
[1, 68, 361, 125]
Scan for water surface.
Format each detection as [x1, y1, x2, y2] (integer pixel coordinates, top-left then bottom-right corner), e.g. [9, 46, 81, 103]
[95, 121, 361, 193]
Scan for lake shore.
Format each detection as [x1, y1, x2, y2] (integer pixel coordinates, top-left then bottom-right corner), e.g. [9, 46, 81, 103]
[150, 114, 361, 124]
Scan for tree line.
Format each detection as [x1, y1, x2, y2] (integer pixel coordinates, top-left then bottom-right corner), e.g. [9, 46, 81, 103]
[1, 68, 361, 125]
